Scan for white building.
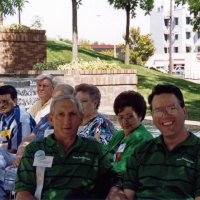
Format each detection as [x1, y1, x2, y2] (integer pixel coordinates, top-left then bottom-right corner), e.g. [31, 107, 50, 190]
[146, 0, 200, 80]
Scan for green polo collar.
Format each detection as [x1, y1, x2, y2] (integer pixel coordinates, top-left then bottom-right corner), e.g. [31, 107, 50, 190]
[155, 132, 199, 151]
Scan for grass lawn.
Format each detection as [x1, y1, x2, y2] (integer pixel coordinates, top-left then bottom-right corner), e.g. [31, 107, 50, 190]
[47, 39, 200, 121]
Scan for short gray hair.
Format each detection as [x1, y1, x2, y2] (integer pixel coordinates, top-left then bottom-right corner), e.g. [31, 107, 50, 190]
[50, 95, 83, 116]
[54, 84, 74, 96]
[35, 74, 57, 88]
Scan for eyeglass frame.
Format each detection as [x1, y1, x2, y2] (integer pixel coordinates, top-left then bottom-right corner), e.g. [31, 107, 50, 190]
[151, 104, 181, 118]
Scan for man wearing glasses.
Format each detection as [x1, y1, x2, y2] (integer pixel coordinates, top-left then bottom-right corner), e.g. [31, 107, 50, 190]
[107, 84, 200, 200]
[0, 85, 36, 199]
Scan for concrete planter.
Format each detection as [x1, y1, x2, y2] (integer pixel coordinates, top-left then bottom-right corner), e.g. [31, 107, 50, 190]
[2, 69, 137, 113]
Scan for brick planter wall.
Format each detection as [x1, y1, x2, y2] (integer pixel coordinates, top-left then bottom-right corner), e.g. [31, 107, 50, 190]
[0, 29, 46, 73]
[8, 69, 137, 114]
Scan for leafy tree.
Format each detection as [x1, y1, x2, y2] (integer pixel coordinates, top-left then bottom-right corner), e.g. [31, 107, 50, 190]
[72, 0, 82, 62]
[108, 0, 154, 65]
[30, 15, 43, 29]
[120, 27, 155, 65]
[0, 0, 27, 25]
[176, 0, 200, 31]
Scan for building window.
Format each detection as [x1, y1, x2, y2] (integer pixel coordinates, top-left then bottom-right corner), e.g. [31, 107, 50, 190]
[186, 32, 191, 39]
[174, 17, 179, 25]
[175, 34, 178, 40]
[186, 46, 191, 53]
[164, 34, 169, 41]
[174, 47, 179, 53]
[197, 46, 200, 52]
[164, 47, 168, 53]
[186, 17, 191, 24]
[164, 19, 169, 27]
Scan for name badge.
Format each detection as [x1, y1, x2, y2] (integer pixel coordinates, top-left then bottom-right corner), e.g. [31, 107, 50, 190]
[33, 150, 53, 168]
[0, 130, 11, 141]
[44, 129, 54, 138]
[117, 143, 126, 153]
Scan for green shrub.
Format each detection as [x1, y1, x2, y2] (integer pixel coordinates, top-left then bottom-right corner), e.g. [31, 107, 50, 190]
[6, 24, 31, 31]
[33, 61, 66, 70]
[58, 58, 121, 70]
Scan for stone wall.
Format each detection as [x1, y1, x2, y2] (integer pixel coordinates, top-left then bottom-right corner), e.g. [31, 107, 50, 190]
[9, 69, 137, 114]
[0, 29, 46, 73]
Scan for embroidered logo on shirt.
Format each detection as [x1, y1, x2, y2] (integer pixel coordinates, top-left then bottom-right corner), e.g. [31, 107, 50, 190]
[72, 156, 91, 161]
[176, 157, 194, 167]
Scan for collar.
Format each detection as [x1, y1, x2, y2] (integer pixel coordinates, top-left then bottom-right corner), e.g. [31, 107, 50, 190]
[155, 132, 199, 149]
[47, 134, 82, 153]
[1, 105, 18, 122]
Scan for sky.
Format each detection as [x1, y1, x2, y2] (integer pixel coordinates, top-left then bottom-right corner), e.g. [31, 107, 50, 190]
[4, 0, 150, 44]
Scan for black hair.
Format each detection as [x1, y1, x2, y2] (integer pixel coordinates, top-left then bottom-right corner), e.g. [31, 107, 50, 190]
[0, 85, 17, 100]
[113, 90, 146, 121]
[148, 84, 185, 110]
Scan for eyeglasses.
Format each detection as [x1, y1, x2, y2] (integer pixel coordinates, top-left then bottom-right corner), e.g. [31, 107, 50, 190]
[118, 113, 137, 122]
[152, 104, 180, 118]
[0, 99, 10, 105]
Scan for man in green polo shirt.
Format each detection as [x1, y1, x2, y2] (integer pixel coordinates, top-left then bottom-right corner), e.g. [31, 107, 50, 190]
[15, 95, 116, 199]
[107, 84, 200, 200]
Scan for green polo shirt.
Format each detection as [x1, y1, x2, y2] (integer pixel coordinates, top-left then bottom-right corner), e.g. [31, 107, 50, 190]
[106, 124, 153, 177]
[124, 133, 200, 199]
[15, 135, 115, 199]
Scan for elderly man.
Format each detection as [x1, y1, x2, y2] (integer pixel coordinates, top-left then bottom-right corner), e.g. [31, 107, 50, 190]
[0, 84, 74, 200]
[107, 84, 200, 200]
[0, 85, 36, 199]
[28, 74, 56, 123]
[15, 95, 117, 199]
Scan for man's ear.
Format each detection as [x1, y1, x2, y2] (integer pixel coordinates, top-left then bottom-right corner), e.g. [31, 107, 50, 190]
[13, 98, 17, 106]
[183, 106, 188, 120]
[48, 114, 53, 126]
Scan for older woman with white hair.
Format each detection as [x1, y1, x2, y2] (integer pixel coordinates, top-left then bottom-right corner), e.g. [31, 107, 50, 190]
[75, 83, 116, 145]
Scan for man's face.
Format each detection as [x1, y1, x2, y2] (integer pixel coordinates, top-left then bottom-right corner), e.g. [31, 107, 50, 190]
[0, 94, 16, 116]
[48, 99, 82, 141]
[36, 78, 53, 103]
[151, 93, 187, 139]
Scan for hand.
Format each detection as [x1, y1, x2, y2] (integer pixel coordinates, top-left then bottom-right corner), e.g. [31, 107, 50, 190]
[11, 155, 22, 168]
[106, 186, 128, 200]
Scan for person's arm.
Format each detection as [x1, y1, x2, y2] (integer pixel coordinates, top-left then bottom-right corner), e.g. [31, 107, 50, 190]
[106, 186, 128, 200]
[124, 189, 136, 200]
[16, 191, 36, 200]
[11, 133, 36, 167]
[0, 143, 8, 150]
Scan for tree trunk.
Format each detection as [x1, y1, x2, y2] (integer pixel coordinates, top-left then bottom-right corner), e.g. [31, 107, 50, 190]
[72, 0, 78, 62]
[0, 12, 3, 25]
[168, 0, 173, 75]
[18, 7, 21, 25]
[124, 4, 130, 65]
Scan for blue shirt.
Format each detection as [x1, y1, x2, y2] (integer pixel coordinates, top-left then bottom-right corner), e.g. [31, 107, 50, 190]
[32, 114, 53, 142]
[0, 105, 36, 150]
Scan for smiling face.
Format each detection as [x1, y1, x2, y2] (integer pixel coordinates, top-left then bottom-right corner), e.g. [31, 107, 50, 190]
[151, 93, 188, 140]
[117, 106, 142, 136]
[36, 78, 54, 103]
[0, 94, 16, 116]
[48, 99, 82, 142]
